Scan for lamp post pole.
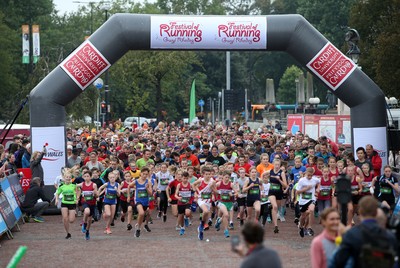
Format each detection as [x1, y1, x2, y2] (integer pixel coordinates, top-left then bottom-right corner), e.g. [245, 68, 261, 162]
[102, 2, 111, 124]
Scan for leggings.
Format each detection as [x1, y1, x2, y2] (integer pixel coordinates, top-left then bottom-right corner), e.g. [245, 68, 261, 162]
[159, 191, 168, 214]
[260, 203, 272, 225]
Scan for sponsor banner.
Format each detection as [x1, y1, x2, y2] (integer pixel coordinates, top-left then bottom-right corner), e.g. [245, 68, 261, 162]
[0, 212, 7, 236]
[353, 127, 387, 173]
[22, 25, 30, 64]
[307, 43, 356, 91]
[60, 40, 111, 90]
[151, 16, 267, 50]
[32, 127, 66, 186]
[0, 178, 22, 222]
[287, 114, 304, 135]
[32, 25, 40, 64]
[0, 192, 16, 230]
[7, 174, 26, 206]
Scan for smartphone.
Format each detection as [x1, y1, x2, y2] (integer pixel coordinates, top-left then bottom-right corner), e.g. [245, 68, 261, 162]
[231, 235, 240, 251]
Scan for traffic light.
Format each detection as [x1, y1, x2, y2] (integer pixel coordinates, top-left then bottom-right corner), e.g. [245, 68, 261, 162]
[206, 98, 212, 111]
[224, 90, 235, 110]
[101, 101, 106, 114]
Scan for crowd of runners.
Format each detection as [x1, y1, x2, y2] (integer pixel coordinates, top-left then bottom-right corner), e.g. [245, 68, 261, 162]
[15, 120, 400, 241]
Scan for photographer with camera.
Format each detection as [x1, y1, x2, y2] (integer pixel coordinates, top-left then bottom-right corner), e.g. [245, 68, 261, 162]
[232, 221, 282, 268]
[332, 196, 398, 268]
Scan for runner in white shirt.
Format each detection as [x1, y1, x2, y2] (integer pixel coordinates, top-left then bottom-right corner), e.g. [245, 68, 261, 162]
[234, 167, 248, 226]
[259, 171, 271, 226]
[296, 167, 320, 237]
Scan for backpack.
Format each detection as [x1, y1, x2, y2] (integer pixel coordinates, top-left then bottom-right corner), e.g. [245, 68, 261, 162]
[358, 224, 396, 268]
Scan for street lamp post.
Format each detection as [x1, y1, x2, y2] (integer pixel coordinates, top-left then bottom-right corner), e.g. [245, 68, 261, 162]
[345, 28, 361, 65]
[101, 2, 111, 124]
[72, 1, 95, 34]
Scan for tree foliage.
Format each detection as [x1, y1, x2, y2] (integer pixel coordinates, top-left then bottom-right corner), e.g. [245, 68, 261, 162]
[276, 65, 303, 104]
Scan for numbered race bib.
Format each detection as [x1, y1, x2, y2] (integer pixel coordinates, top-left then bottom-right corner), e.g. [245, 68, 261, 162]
[160, 179, 169, 185]
[181, 197, 189, 204]
[221, 193, 231, 201]
[83, 192, 94, 201]
[270, 183, 280, 191]
[351, 185, 359, 191]
[137, 190, 148, 198]
[64, 193, 74, 202]
[105, 193, 116, 199]
[302, 192, 312, 200]
[261, 196, 269, 202]
[249, 188, 260, 195]
[320, 186, 331, 197]
[201, 193, 211, 199]
[381, 187, 392, 194]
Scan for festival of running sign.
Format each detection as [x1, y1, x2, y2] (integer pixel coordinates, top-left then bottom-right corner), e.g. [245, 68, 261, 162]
[60, 40, 111, 90]
[307, 42, 356, 91]
[151, 16, 267, 50]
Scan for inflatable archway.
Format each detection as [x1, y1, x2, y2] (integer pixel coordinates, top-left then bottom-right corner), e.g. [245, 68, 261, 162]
[29, 14, 387, 185]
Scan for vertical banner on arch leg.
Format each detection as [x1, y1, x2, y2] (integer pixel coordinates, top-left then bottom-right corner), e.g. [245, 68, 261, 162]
[31, 127, 66, 186]
[353, 127, 387, 173]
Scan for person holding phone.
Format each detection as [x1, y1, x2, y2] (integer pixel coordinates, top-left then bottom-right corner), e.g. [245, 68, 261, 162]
[232, 221, 282, 268]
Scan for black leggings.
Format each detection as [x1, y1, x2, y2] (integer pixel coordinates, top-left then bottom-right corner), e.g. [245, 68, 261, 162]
[159, 191, 168, 214]
[259, 203, 272, 225]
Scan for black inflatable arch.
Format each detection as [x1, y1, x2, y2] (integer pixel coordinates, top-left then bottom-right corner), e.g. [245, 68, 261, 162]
[29, 14, 387, 185]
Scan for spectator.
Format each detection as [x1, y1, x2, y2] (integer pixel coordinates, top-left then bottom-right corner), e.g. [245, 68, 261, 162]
[366, 144, 382, 176]
[8, 135, 22, 154]
[233, 221, 282, 268]
[22, 143, 31, 168]
[21, 177, 50, 223]
[14, 139, 29, 168]
[355, 146, 373, 171]
[30, 146, 47, 186]
[67, 148, 81, 168]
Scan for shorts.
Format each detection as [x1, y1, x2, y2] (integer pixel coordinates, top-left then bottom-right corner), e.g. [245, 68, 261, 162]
[218, 201, 233, 211]
[269, 191, 283, 201]
[120, 200, 135, 213]
[352, 195, 361, 205]
[135, 202, 149, 211]
[378, 195, 395, 208]
[246, 199, 260, 207]
[197, 199, 211, 211]
[299, 200, 315, 213]
[61, 203, 76, 210]
[178, 204, 191, 214]
[170, 200, 178, 205]
[237, 197, 246, 207]
[82, 203, 96, 216]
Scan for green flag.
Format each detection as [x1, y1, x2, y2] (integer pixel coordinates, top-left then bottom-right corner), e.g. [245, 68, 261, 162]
[189, 79, 196, 124]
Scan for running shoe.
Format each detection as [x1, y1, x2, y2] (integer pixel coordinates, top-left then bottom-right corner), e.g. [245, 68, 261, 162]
[240, 219, 244, 226]
[280, 215, 286, 222]
[135, 229, 141, 238]
[81, 223, 87, 233]
[65, 233, 71, 239]
[106, 227, 112, 234]
[157, 211, 162, 218]
[267, 216, 272, 224]
[215, 217, 222, 231]
[274, 226, 279, 234]
[308, 228, 314, 236]
[85, 230, 90, 240]
[208, 218, 213, 227]
[144, 225, 151, 232]
[204, 223, 210, 231]
[294, 217, 299, 225]
[184, 217, 189, 227]
[33, 216, 45, 223]
[224, 229, 230, 238]
[127, 224, 132, 231]
[299, 227, 304, 238]
[197, 224, 204, 240]
[277, 212, 282, 221]
[163, 215, 167, 223]
[179, 227, 185, 236]
[121, 215, 125, 222]
[304, 229, 309, 236]
[175, 226, 181, 231]
[229, 222, 234, 230]
[189, 220, 192, 226]
[111, 220, 115, 227]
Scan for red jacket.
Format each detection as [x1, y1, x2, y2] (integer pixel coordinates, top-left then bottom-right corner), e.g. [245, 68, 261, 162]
[368, 151, 382, 176]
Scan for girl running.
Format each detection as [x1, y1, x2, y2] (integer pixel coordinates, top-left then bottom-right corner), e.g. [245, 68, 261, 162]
[77, 170, 98, 240]
[175, 171, 193, 235]
[268, 159, 288, 233]
[242, 167, 263, 224]
[372, 165, 399, 210]
[166, 169, 182, 230]
[119, 171, 135, 231]
[361, 162, 374, 196]
[55, 172, 79, 239]
[234, 167, 248, 226]
[259, 171, 271, 226]
[156, 163, 173, 222]
[317, 166, 333, 213]
[98, 171, 120, 234]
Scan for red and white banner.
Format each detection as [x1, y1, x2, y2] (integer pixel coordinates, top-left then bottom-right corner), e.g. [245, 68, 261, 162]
[307, 43, 356, 91]
[60, 41, 110, 90]
[151, 16, 267, 50]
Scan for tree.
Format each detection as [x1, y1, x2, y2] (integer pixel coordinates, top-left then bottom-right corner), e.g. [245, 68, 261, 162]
[276, 65, 303, 104]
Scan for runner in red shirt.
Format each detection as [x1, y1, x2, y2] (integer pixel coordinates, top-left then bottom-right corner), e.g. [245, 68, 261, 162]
[118, 171, 135, 231]
[175, 171, 193, 235]
[234, 155, 252, 175]
[167, 170, 182, 231]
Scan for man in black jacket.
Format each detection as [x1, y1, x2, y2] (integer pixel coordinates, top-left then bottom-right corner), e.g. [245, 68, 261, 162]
[21, 177, 50, 223]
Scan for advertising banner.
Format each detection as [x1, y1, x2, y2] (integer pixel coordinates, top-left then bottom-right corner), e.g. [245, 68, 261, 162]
[60, 40, 111, 90]
[151, 16, 267, 50]
[287, 115, 304, 135]
[0, 178, 22, 222]
[7, 174, 25, 206]
[31, 126, 66, 186]
[32, 25, 40, 64]
[0, 189, 18, 229]
[0, 213, 8, 236]
[307, 43, 356, 91]
[22, 25, 30, 64]
[353, 127, 387, 173]
[303, 115, 351, 145]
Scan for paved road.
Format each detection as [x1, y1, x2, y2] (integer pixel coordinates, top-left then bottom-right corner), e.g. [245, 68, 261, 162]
[0, 208, 319, 267]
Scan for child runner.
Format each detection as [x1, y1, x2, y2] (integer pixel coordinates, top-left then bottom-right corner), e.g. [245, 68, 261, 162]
[242, 167, 263, 224]
[371, 165, 399, 210]
[156, 163, 174, 222]
[317, 166, 333, 213]
[268, 159, 288, 233]
[259, 171, 271, 226]
[296, 167, 320, 237]
[77, 170, 98, 240]
[192, 166, 215, 240]
[327, 157, 339, 209]
[166, 169, 182, 230]
[55, 172, 80, 239]
[234, 167, 248, 226]
[360, 162, 374, 196]
[175, 171, 193, 235]
[119, 171, 135, 231]
[214, 170, 237, 238]
[98, 171, 120, 234]
[127, 167, 152, 238]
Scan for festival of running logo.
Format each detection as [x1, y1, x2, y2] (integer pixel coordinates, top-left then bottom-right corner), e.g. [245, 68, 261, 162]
[159, 21, 203, 44]
[217, 22, 261, 44]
